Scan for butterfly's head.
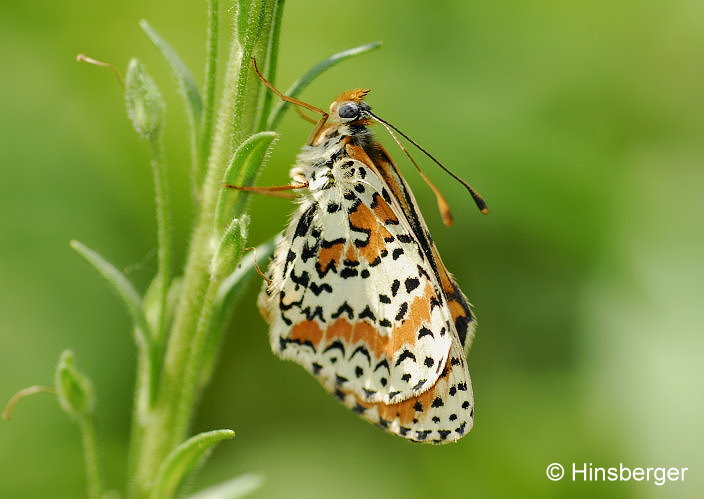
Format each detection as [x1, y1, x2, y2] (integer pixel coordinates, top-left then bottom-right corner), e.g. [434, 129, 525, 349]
[330, 88, 371, 123]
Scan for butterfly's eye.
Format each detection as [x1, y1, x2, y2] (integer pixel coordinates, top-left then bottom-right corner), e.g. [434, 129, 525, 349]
[338, 102, 360, 120]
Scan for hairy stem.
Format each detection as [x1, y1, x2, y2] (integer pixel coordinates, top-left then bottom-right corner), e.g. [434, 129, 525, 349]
[149, 136, 171, 347]
[128, 3, 280, 497]
[80, 416, 103, 499]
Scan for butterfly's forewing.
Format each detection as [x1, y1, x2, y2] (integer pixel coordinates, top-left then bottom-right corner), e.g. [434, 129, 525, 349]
[259, 124, 475, 442]
[350, 142, 477, 350]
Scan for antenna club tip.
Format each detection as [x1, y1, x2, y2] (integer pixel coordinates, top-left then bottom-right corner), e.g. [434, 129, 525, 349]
[480, 208, 489, 215]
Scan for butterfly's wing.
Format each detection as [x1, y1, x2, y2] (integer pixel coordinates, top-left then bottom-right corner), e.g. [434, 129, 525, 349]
[353, 142, 477, 350]
[334, 335, 473, 443]
[260, 152, 457, 407]
[259, 134, 476, 442]
[339, 142, 476, 442]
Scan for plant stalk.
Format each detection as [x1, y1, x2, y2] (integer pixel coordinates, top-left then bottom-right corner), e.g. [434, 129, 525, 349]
[80, 416, 103, 499]
[128, 3, 280, 497]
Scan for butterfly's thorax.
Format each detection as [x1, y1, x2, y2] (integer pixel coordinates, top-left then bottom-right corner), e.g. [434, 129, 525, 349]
[291, 123, 372, 196]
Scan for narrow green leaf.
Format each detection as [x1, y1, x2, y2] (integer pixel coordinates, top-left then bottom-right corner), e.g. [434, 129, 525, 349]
[216, 237, 276, 308]
[256, 0, 285, 130]
[70, 240, 152, 348]
[125, 58, 165, 140]
[187, 473, 263, 499]
[55, 350, 103, 499]
[140, 19, 203, 127]
[211, 215, 249, 282]
[55, 350, 94, 420]
[215, 131, 278, 229]
[230, 0, 279, 145]
[200, 237, 276, 388]
[150, 429, 236, 499]
[144, 275, 183, 336]
[267, 41, 382, 130]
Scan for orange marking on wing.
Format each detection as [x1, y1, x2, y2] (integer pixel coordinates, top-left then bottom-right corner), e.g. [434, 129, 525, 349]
[354, 367, 450, 425]
[317, 242, 344, 272]
[380, 384, 440, 425]
[371, 192, 399, 224]
[345, 143, 383, 178]
[352, 142, 413, 219]
[290, 320, 324, 347]
[428, 243, 473, 343]
[389, 283, 433, 355]
[325, 318, 382, 357]
[348, 202, 392, 264]
[322, 285, 433, 360]
[448, 300, 467, 323]
[326, 317, 353, 344]
[353, 320, 380, 355]
[344, 245, 359, 264]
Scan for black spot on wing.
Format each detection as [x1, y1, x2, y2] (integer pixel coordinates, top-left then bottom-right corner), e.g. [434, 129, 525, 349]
[395, 302, 408, 321]
[340, 267, 358, 279]
[331, 302, 354, 319]
[394, 349, 416, 366]
[309, 282, 332, 295]
[405, 277, 420, 293]
[289, 269, 309, 288]
[301, 306, 324, 322]
[294, 203, 317, 239]
[417, 326, 433, 339]
[358, 306, 376, 322]
[301, 240, 319, 263]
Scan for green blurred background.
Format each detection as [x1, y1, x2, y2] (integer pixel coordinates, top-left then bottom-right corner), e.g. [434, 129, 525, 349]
[2, 1, 703, 497]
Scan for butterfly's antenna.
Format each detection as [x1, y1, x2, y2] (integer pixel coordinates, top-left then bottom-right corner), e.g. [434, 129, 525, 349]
[368, 111, 489, 215]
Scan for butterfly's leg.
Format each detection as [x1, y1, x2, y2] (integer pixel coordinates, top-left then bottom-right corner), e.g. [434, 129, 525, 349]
[294, 106, 318, 124]
[251, 58, 329, 144]
[243, 246, 272, 284]
[223, 180, 309, 199]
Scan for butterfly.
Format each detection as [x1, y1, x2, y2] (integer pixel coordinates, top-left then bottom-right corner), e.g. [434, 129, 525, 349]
[234, 60, 487, 443]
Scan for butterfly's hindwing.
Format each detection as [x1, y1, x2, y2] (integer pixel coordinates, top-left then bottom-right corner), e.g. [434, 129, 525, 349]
[334, 337, 473, 443]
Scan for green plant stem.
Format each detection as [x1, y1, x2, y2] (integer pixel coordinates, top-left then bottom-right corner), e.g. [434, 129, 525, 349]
[80, 416, 103, 499]
[126, 330, 152, 496]
[149, 137, 171, 347]
[128, 4, 279, 497]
